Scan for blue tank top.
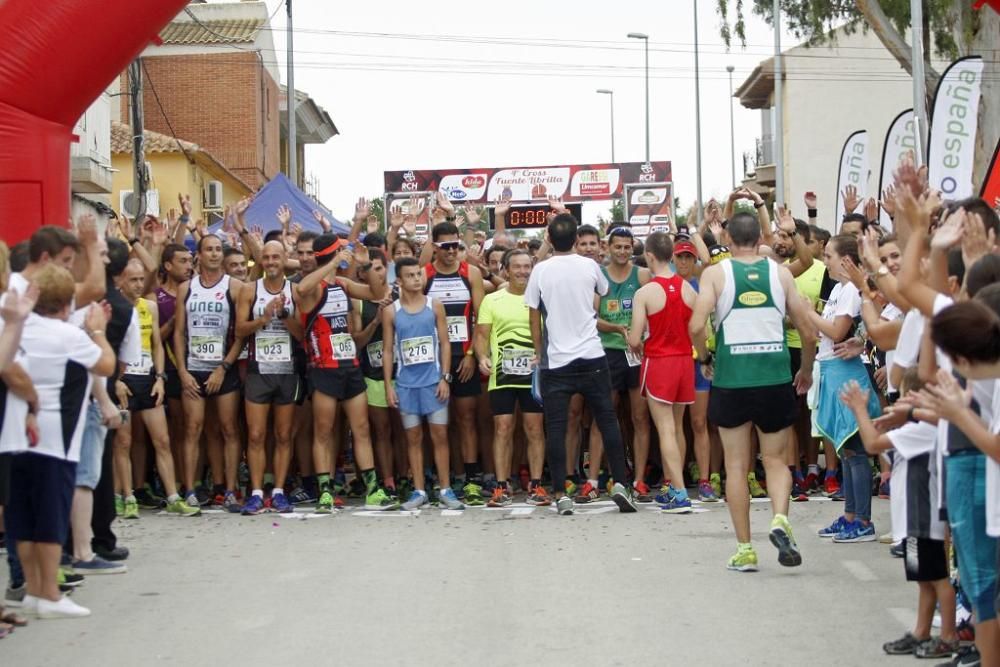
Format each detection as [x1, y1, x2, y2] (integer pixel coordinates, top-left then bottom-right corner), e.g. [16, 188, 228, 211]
[392, 296, 441, 388]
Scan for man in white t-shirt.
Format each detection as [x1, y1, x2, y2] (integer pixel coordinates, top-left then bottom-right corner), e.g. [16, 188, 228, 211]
[3, 265, 116, 620]
[525, 213, 637, 516]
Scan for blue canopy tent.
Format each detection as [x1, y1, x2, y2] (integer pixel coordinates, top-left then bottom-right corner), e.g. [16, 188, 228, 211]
[203, 172, 349, 241]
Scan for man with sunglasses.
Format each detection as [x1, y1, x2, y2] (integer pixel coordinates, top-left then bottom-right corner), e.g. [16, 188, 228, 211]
[423, 222, 487, 505]
[575, 226, 653, 503]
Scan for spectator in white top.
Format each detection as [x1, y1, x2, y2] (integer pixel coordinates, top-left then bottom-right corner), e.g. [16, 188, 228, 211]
[8, 218, 106, 308]
[3, 264, 115, 619]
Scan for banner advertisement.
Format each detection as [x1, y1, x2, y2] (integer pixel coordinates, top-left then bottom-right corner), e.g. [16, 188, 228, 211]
[623, 182, 674, 240]
[834, 130, 869, 230]
[981, 137, 1000, 211]
[877, 109, 916, 231]
[384, 161, 671, 204]
[384, 191, 434, 243]
[928, 56, 984, 200]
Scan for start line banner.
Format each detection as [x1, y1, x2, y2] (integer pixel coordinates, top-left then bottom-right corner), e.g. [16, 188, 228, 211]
[384, 161, 671, 204]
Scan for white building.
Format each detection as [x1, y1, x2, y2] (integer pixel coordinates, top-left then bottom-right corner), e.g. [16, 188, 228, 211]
[736, 24, 942, 227]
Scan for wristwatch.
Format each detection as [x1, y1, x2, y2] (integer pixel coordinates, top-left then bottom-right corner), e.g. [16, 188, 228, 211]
[156, 372, 168, 381]
[221, 361, 233, 372]
[442, 373, 453, 383]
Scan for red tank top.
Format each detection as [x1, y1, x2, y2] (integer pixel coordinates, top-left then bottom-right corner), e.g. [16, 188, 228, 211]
[644, 275, 693, 358]
[302, 280, 358, 369]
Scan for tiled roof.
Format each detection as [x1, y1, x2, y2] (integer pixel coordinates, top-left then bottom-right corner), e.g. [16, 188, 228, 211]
[159, 18, 264, 45]
[110, 121, 199, 155]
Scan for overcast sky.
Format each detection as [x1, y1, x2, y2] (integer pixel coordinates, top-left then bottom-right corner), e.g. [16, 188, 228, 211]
[254, 0, 831, 223]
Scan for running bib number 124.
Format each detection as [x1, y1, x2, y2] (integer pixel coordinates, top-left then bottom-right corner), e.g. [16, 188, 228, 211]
[501, 348, 534, 375]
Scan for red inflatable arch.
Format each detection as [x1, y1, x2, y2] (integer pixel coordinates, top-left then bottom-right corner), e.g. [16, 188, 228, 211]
[0, 0, 189, 244]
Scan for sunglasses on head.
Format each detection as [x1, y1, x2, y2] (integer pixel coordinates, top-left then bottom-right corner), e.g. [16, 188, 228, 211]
[608, 226, 633, 238]
[435, 241, 461, 251]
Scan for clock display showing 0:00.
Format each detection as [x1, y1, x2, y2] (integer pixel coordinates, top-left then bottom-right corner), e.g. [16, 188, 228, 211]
[507, 208, 550, 228]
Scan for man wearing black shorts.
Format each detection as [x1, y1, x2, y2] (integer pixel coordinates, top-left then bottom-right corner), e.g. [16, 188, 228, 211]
[690, 213, 815, 572]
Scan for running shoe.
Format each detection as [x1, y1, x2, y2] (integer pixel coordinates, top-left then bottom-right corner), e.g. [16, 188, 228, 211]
[334, 494, 345, 509]
[397, 478, 414, 503]
[791, 478, 809, 503]
[194, 486, 212, 506]
[556, 496, 574, 515]
[59, 569, 85, 589]
[185, 492, 200, 508]
[223, 492, 241, 514]
[365, 488, 400, 511]
[135, 484, 165, 509]
[747, 472, 767, 498]
[768, 514, 802, 567]
[438, 487, 464, 510]
[564, 479, 578, 498]
[698, 480, 719, 502]
[4, 584, 26, 607]
[123, 496, 140, 519]
[654, 484, 674, 505]
[487, 487, 512, 508]
[879, 532, 895, 544]
[114, 494, 124, 517]
[890, 541, 905, 558]
[347, 478, 366, 499]
[401, 490, 428, 511]
[316, 491, 335, 514]
[71, 556, 127, 575]
[818, 515, 849, 538]
[166, 498, 201, 516]
[882, 632, 923, 655]
[462, 482, 486, 507]
[289, 486, 316, 505]
[527, 485, 552, 506]
[270, 493, 293, 514]
[726, 545, 759, 572]
[633, 480, 653, 503]
[936, 645, 980, 667]
[822, 474, 842, 498]
[915, 638, 960, 660]
[833, 520, 877, 543]
[803, 472, 819, 495]
[241, 495, 266, 516]
[37, 595, 91, 619]
[710, 472, 723, 499]
[660, 497, 693, 514]
[574, 481, 599, 504]
[610, 482, 638, 513]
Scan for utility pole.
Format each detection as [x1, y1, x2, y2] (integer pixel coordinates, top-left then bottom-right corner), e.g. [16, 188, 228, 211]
[727, 65, 737, 188]
[287, 0, 298, 186]
[693, 0, 704, 228]
[128, 59, 147, 229]
[773, 0, 785, 203]
[910, 0, 927, 165]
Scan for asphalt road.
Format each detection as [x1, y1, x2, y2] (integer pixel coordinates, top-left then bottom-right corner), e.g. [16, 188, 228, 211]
[2, 495, 925, 666]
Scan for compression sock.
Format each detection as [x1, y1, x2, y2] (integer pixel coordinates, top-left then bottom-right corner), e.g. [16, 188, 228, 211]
[317, 474, 331, 493]
[464, 462, 483, 484]
[361, 468, 378, 496]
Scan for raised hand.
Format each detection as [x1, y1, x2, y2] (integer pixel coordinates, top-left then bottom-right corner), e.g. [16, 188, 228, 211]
[494, 195, 512, 217]
[838, 379, 871, 412]
[841, 184, 860, 215]
[178, 193, 193, 217]
[434, 191, 455, 216]
[353, 242, 370, 266]
[366, 215, 380, 235]
[276, 204, 292, 229]
[389, 205, 404, 230]
[879, 185, 897, 218]
[547, 195, 567, 214]
[0, 283, 38, 325]
[840, 256, 867, 292]
[234, 197, 251, 217]
[863, 197, 878, 224]
[859, 228, 882, 273]
[774, 203, 795, 233]
[354, 197, 371, 223]
[76, 213, 98, 247]
[803, 191, 818, 210]
[151, 217, 168, 246]
[464, 205, 482, 227]
[930, 208, 966, 251]
[894, 157, 928, 199]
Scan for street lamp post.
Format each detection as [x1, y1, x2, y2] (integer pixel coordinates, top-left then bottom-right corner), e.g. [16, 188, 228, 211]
[692, 3, 703, 228]
[596, 89, 615, 163]
[727, 65, 736, 188]
[627, 32, 649, 163]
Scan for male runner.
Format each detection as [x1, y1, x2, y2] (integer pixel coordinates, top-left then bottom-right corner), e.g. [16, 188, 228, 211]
[526, 213, 637, 516]
[689, 213, 815, 572]
[173, 234, 245, 512]
[627, 232, 698, 513]
[422, 220, 487, 505]
[236, 241, 303, 515]
[586, 226, 652, 503]
[288, 231, 319, 504]
[114, 259, 200, 517]
[382, 258, 462, 510]
[293, 233, 396, 512]
[474, 249, 550, 507]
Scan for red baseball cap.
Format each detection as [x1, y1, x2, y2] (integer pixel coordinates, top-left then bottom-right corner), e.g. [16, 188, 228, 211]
[674, 240, 697, 256]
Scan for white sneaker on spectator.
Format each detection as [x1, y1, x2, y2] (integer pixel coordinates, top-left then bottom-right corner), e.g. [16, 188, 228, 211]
[37, 595, 90, 619]
[21, 593, 40, 615]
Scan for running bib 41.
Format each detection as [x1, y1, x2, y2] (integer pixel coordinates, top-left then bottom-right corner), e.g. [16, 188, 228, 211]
[401, 336, 435, 366]
[256, 333, 291, 363]
[329, 333, 357, 360]
[446, 316, 469, 343]
[501, 348, 534, 375]
[191, 334, 224, 362]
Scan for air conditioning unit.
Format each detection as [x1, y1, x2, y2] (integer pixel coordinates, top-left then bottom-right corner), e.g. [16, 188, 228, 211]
[204, 181, 223, 210]
[119, 189, 160, 220]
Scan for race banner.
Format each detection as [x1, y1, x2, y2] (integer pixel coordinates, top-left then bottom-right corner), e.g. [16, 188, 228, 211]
[624, 182, 674, 241]
[384, 191, 434, 243]
[834, 130, 869, 230]
[981, 137, 1000, 211]
[928, 56, 984, 199]
[384, 161, 671, 205]
[877, 109, 916, 231]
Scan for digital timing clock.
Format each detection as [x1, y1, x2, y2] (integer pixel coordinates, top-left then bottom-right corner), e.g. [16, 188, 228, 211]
[488, 203, 583, 230]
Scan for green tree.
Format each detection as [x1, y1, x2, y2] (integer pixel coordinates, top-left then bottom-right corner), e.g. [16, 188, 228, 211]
[369, 196, 385, 226]
[716, 0, 999, 187]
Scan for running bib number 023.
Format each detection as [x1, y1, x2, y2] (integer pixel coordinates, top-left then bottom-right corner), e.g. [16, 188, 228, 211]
[256, 333, 291, 363]
[446, 316, 469, 343]
[501, 348, 534, 375]
[329, 333, 357, 360]
[401, 336, 435, 366]
[191, 334, 224, 362]
[367, 341, 384, 368]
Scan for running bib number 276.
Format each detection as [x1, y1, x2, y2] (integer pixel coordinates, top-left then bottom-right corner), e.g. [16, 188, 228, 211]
[401, 336, 435, 366]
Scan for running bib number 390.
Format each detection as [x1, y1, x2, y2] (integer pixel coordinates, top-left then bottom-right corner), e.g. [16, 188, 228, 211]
[191, 334, 224, 362]
[256, 334, 291, 363]
[401, 336, 435, 366]
[446, 316, 469, 343]
[500, 348, 534, 375]
[329, 333, 357, 360]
